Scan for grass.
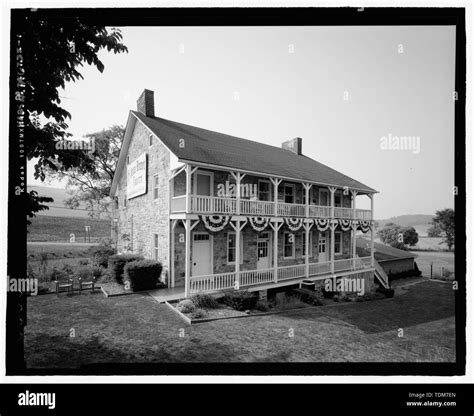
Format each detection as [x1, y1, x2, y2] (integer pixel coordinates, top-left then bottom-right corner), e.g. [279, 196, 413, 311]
[27, 215, 110, 242]
[25, 280, 455, 368]
[414, 251, 455, 279]
[411, 237, 451, 251]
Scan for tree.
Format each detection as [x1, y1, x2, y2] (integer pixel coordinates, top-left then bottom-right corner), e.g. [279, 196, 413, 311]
[401, 226, 419, 247]
[432, 209, 455, 251]
[427, 222, 443, 238]
[377, 222, 401, 246]
[377, 223, 417, 250]
[49, 125, 124, 218]
[23, 17, 127, 222]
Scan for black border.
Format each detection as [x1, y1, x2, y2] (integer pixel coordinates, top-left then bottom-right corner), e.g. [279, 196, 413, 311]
[8, 6, 466, 376]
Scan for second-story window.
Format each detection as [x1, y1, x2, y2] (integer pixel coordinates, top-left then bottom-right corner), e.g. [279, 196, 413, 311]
[334, 191, 342, 207]
[123, 195, 127, 207]
[258, 180, 270, 201]
[149, 134, 154, 146]
[153, 174, 159, 200]
[284, 184, 295, 204]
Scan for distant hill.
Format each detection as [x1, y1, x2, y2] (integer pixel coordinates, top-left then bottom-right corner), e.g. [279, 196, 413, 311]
[28, 185, 91, 218]
[376, 214, 434, 237]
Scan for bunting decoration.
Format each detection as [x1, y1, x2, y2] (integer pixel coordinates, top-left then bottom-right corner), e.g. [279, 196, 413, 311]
[285, 217, 304, 232]
[199, 215, 231, 232]
[358, 220, 372, 233]
[338, 219, 352, 231]
[248, 216, 271, 232]
[314, 218, 330, 232]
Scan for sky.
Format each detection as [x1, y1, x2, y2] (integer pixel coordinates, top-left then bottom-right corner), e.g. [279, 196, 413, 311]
[27, 25, 456, 219]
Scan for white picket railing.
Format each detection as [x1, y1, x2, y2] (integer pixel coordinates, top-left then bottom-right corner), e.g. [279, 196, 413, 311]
[240, 199, 274, 216]
[188, 257, 374, 294]
[191, 195, 237, 214]
[277, 202, 306, 217]
[355, 209, 372, 220]
[334, 207, 353, 219]
[277, 264, 307, 281]
[240, 268, 275, 287]
[308, 205, 332, 218]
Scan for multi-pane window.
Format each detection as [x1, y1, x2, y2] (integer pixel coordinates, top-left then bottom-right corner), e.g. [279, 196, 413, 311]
[334, 192, 342, 207]
[227, 232, 243, 264]
[153, 174, 159, 200]
[302, 232, 312, 256]
[284, 184, 295, 203]
[283, 232, 295, 258]
[153, 233, 159, 260]
[335, 232, 342, 255]
[258, 181, 271, 201]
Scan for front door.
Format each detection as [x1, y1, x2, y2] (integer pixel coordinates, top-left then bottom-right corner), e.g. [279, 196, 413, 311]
[318, 232, 327, 262]
[192, 233, 212, 276]
[257, 232, 271, 270]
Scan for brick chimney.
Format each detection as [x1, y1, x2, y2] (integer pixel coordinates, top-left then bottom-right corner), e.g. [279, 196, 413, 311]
[282, 137, 302, 155]
[136, 89, 155, 117]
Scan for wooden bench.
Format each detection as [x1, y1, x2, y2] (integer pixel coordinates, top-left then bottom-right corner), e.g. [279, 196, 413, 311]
[78, 276, 96, 293]
[55, 278, 74, 297]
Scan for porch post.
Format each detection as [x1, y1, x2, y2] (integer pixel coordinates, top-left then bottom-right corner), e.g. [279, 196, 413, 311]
[304, 221, 313, 278]
[329, 187, 336, 274]
[170, 219, 178, 288]
[270, 221, 282, 283]
[351, 190, 358, 268]
[304, 183, 312, 218]
[271, 178, 282, 217]
[231, 172, 246, 215]
[184, 218, 191, 297]
[230, 218, 246, 289]
[185, 164, 192, 213]
[370, 193, 375, 267]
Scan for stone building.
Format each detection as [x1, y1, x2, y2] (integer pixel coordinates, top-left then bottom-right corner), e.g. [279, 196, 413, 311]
[110, 89, 388, 298]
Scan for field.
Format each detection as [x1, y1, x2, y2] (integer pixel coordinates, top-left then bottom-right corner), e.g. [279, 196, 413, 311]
[27, 215, 110, 242]
[411, 237, 451, 251]
[414, 251, 455, 279]
[25, 280, 455, 368]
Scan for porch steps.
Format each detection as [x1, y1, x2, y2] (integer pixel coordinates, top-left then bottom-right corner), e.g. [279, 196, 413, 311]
[374, 261, 390, 289]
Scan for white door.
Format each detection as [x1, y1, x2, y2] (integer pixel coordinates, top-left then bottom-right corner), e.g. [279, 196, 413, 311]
[192, 233, 212, 276]
[318, 232, 327, 262]
[257, 233, 271, 270]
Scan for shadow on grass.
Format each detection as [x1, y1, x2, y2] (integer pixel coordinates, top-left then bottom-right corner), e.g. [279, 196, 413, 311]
[275, 281, 455, 334]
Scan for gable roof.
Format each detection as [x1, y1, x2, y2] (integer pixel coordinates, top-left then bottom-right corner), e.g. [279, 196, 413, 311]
[356, 237, 417, 262]
[111, 110, 377, 195]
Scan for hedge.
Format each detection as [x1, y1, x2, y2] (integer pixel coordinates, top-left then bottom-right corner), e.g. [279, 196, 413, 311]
[221, 290, 258, 311]
[124, 259, 162, 292]
[108, 254, 144, 284]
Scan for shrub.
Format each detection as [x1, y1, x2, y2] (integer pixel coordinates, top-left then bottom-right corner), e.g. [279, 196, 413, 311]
[292, 288, 323, 306]
[108, 254, 144, 284]
[222, 290, 258, 311]
[176, 299, 196, 314]
[255, 300, 270, 312]
[191, 294, 219, 309]
[74, 266, 94, 281]
[49, 267, 67, 282]
[61, 262, 74, 276]
[78, 259, 90, 266]
[123, 259, 162, 291]
[388, 264, 422, 282]
[89, 239, 116, 268]
[190, 308, 207, 319]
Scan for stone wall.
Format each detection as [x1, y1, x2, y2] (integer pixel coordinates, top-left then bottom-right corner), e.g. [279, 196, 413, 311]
[112, 120, 171, 280]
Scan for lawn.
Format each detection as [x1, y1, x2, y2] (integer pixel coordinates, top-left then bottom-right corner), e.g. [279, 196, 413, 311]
[24, 280, 455, 368]
[414, 251, 455, 279]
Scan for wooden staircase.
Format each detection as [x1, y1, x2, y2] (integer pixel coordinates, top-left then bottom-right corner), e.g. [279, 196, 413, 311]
[374, 261, 390, 288]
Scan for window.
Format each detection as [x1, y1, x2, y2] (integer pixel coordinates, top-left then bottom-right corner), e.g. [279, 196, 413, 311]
[335, 231, 342, 255]
[153, 233, 159, 260]
[123, 195, 127, 207]
[149, 134, 154, 146]
[283, 232, 295, 258]
[227, 232, 243, 264]
[127, 156, 130, 165]
[258, 180, 271, 201]
[334, 191, 342, 207]
[153, 174, 159, 200]
[284, 184, 295, 203]
[114, 196, 119, 209]
[302, 232, 312, 257]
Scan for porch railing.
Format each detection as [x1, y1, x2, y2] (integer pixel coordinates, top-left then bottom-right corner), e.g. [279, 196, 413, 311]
[173, 195, 372, 221]
[189, 256, 374, 294]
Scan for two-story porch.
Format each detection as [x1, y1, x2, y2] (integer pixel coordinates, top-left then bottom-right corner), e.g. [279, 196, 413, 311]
[167, 162, 383, 298]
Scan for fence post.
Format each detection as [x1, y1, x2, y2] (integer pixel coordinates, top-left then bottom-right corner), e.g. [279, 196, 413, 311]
[430, 262, 433, 279]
